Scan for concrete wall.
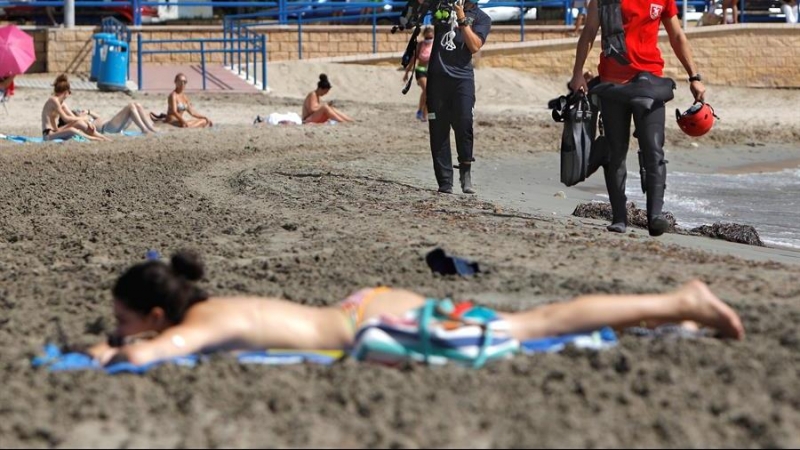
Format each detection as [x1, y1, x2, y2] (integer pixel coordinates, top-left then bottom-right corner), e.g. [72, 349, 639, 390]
[25, 23, 800, 88]
[477, 24, 800, 88]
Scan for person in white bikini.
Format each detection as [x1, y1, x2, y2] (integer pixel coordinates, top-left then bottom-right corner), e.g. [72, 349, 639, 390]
[152, 74, 213, 128]
[89, 250, 745, 367]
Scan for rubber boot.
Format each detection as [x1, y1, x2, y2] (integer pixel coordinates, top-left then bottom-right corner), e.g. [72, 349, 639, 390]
[604, 164, 628, 233]
[646, 183, 670, 237]
[459, 164, 475, 194]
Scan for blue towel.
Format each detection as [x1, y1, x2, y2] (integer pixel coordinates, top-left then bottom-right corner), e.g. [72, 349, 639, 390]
[33, 328, 617, 374]
[3, 130, 140, 144]
[520, 327, 618, 353]
[31, 344, 340, 374]
[2, 135, 88, 144]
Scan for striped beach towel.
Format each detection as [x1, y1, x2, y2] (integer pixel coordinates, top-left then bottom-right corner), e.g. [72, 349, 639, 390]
[351, 299, 520, 368]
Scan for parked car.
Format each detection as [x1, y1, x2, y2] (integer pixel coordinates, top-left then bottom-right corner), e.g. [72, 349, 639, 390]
[275, 0, 395, 23]
[0, 0, 160, 25]
[680, 0, 787, 23]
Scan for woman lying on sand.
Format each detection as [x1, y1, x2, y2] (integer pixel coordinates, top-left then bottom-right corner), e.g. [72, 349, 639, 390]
[90, 251, 744, 366]
[150, 73, 213, 128]
[302, 74, 354, 124]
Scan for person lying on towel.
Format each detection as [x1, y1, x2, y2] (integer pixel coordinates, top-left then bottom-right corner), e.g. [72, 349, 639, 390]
[89, 250, 744, 366]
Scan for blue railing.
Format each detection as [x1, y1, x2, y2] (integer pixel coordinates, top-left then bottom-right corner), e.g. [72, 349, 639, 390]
[3, 0, 766, 29]
[137, 35, 267, 91]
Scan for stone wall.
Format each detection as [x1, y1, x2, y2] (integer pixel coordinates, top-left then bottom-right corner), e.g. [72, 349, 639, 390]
[39, 25, 573, 74]
[19, 27, 48, 74]
[477, 24, 800, 88]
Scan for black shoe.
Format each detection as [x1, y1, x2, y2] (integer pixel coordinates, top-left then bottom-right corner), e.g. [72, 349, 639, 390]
[438, 186, 453, 194]
[607, 222, 627, 233]
[648, 215, 670, 237]
[458, 165, 475, 194]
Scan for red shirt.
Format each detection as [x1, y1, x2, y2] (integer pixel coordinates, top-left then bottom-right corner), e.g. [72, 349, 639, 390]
[598, 0, 678, 83]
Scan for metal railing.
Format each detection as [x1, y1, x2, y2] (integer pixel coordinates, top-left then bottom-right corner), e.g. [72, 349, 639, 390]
[2, 0, 769, 29]
[136, 35, 268, 91]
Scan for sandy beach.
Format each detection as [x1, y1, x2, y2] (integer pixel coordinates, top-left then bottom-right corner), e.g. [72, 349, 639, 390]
[1, 62, 800, 448]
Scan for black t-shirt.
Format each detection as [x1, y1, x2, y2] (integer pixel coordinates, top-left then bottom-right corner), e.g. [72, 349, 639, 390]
[428, 5, 492, 80]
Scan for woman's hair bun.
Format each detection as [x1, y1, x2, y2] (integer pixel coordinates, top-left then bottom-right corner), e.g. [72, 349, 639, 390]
[319, 74, 328, 82]
[171, 250, 205, 281]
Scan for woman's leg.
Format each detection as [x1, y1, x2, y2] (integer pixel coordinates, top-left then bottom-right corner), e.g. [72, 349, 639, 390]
[47, 127, 105, 142]
[329, 105, 354, 123]
[419, 77, 428, 120]
[133, 102, 159, 133]
[502, 280, 744, 341]
[67, 120, 111, 141]
[303, 105, 349, 124]
[98, 104, 135, 134]
[184, 118, 210, 128]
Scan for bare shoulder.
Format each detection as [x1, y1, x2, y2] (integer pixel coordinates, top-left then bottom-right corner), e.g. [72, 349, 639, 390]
[183, 296, 268, 318]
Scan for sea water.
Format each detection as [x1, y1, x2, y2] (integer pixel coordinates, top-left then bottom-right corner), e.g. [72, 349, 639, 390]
[624, 168, 800, 249]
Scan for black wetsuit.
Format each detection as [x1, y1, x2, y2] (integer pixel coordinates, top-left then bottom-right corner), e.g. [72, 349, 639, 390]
[591, 72, 676, 236]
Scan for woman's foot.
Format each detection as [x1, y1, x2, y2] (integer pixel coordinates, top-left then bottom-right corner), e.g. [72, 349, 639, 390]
[679, 280, 745, 340]
[416, 110, 425, 122]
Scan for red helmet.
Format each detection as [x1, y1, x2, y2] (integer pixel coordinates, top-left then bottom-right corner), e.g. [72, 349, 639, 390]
[676, 103, 717, 137]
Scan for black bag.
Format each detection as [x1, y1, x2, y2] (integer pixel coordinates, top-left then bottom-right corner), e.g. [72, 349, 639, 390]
[554, 92, 598, 187]
[598, 0, 631, 66]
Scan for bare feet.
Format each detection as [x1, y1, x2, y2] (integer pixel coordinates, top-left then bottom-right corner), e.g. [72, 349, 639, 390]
[680, 280, 745, 340]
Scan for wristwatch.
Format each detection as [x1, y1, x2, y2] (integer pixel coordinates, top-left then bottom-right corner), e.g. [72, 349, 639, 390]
[689, 73, 703, 82]
[458, 16, 474, 27]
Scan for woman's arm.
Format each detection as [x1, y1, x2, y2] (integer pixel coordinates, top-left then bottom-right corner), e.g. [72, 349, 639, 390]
[186, 99, 213, 126]
[569, 0, 600, 92]
[107, 323, 216, 366]
[663, 15, 706, 103]
[57, 102, 83, 124]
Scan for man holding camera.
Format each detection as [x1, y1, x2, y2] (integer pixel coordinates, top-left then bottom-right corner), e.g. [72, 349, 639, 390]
[426, 0, 491, 194]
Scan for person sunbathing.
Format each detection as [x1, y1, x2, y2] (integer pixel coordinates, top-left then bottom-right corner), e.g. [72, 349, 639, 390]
[302, 74, 354, 124]
[41, 74, 108, 142]
[151, 74, 212, 128]
[89, 251, 744, 367]
[72, 103, 159, 135]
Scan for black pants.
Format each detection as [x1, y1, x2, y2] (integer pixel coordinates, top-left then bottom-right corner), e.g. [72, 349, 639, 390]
[601, 97, 667, 223]
[426, 74, 476, 189]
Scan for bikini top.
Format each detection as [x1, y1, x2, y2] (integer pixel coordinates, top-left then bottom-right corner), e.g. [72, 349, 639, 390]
[177, 102, 187, 113]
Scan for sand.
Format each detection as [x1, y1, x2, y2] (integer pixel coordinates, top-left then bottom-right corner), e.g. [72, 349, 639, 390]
[1, 62, 800, 448]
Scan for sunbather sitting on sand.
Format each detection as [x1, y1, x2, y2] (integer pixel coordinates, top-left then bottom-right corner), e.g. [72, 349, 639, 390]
[41, 75, 108, 142]
[151, 74, 213, 128]
[89, 251, 744, 366]
[302, 74, 354, 124]
[44, 74, 159, 138]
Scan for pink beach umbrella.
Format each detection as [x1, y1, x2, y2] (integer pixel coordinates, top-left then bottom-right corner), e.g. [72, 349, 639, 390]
[0, 25, 36, 79]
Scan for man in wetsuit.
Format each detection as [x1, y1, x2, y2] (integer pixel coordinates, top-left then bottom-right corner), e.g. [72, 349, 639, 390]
[569, 0, 706, 236]
[426, 0, 491, 194]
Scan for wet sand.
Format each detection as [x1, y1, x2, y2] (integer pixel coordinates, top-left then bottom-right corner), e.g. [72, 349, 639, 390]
[1, 64, 800, 448]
